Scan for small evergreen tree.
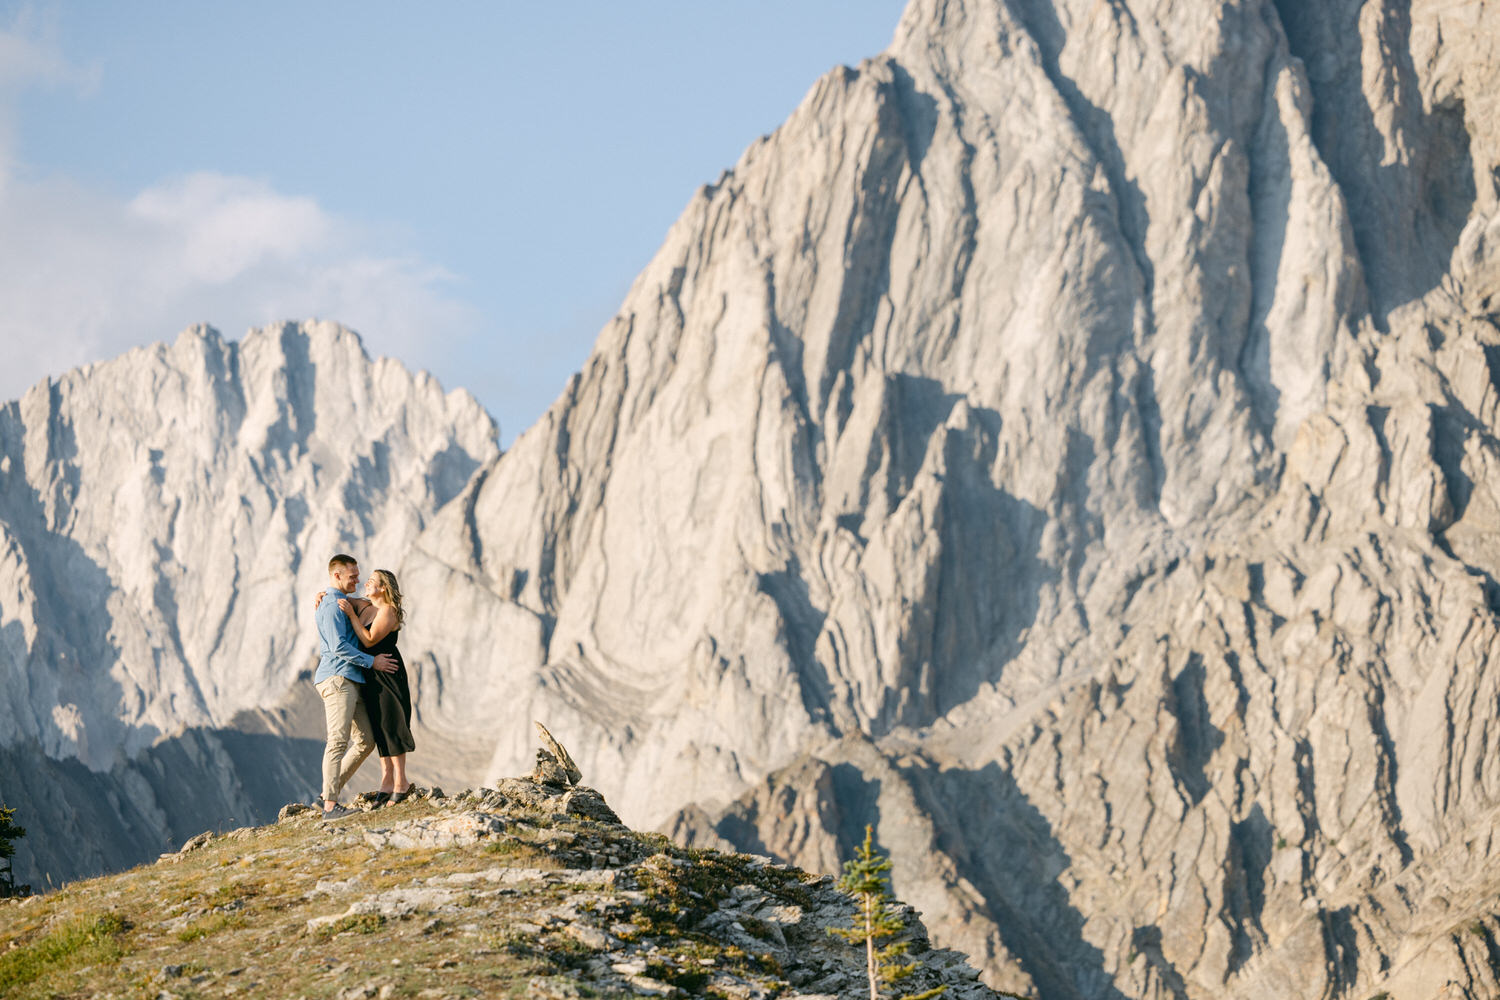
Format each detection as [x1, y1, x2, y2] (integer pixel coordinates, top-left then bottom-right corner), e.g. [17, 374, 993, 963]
[0, 803, 25, 897]
[830, 824, 946, 1000]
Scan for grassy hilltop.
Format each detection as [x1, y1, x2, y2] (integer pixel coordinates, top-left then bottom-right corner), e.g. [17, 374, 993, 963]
[0, 776, 998, 999]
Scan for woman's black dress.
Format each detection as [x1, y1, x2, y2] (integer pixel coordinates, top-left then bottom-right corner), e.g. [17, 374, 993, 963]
[361, 627, 415, 756]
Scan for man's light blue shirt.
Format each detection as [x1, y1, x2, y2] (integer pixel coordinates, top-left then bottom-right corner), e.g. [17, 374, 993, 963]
[314, 586, 373, 684]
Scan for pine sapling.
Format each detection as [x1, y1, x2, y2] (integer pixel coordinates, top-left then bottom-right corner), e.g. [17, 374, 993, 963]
[0, 804, 25, 897]
[830, 824, 946, 1000]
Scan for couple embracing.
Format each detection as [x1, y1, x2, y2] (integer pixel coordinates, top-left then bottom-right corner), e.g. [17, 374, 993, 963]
[313, 553, 416, 820]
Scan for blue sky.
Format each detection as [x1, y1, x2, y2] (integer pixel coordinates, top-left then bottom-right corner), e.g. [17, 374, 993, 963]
[0, 2, 908, 442]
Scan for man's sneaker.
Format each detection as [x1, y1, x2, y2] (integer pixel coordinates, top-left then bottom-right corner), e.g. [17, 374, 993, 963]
[321, 804, 355, 821]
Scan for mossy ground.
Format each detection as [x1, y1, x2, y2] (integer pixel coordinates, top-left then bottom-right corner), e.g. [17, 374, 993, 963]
[0, 795, 825, 999]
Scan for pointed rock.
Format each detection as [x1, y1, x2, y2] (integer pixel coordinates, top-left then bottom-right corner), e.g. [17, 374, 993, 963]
[533, 722, 582, 785]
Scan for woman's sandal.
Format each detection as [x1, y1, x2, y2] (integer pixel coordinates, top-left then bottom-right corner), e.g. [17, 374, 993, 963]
[371, 791, 392, 808]
[388, 784, 416, 804]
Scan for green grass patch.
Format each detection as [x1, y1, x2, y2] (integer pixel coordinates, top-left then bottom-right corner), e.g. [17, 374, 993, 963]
[539, 932, 599, 971]
[645, 958, 710, 991]
[209, 880, 261, 905]
[493, 929, 543, 959]
[175, 911, 248, 942]
[316, 912, 385, 937]
[632, 847, 811, 937]
[0, 912, 129, 993]
[482, 839, 564, 868]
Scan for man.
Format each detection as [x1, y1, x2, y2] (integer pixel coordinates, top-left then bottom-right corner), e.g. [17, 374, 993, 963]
[315, 553, 398, 819]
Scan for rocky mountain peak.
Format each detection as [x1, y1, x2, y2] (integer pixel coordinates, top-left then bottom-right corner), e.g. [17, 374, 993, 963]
[397, 1, 1500, 995]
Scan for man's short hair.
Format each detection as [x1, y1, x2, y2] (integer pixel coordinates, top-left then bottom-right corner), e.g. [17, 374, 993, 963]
[328, 553, 358, 572]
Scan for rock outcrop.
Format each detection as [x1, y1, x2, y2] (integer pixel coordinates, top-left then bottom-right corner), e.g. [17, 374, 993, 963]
[0, 773, 1004, 1000]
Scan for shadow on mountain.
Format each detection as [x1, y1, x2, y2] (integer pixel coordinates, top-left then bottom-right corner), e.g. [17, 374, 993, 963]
[1240, 61, 1294, 435]
[3, 711, 324, 890]
[0, 391, 128, 756]
[1275, 0, 1475, 320]
[919, 393, 1048, 726]
[826, 761, 884, 857]
[1011, 0, 1153, 298]
[758, 562, 835, 726]
[667, 749, 887, 884]
[783, 373, 1052, 735]
[907, 760, 1131, 1000]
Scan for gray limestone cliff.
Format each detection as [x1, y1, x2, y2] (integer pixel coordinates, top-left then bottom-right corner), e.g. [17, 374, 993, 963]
[400, 1, 1500, 997]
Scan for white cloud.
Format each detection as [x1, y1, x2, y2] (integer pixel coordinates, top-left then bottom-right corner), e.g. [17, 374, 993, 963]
[128, 174, 333, 285]
[0, 15, 480, 407]
[0, 7, 95, 90]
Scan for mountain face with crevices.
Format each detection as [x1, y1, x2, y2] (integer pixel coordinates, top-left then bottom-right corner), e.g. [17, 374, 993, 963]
[398, 0, 1500, 996]
[10, 0, 1500, 996]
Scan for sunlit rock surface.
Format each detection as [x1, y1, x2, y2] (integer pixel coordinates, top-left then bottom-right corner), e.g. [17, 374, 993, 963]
[406, 0, 1500, 996]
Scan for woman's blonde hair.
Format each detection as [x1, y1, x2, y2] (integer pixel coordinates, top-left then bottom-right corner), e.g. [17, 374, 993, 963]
[372, 569, 405, 628]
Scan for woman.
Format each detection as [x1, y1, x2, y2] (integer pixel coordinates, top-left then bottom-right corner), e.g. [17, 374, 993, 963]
[337, 568, 416, 804]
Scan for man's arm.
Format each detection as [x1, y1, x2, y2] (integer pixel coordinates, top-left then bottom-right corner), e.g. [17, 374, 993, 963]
[317, 600, 373, 671]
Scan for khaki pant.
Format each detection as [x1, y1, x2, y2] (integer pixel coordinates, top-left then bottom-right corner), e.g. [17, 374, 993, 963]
[316, 675, 375, 802]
